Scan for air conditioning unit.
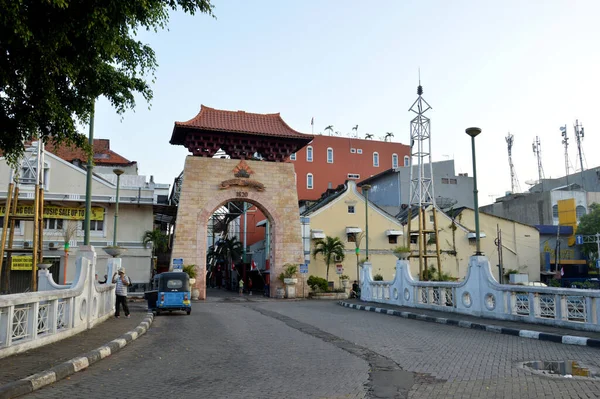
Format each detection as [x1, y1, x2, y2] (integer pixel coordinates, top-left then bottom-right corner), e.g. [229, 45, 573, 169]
[49, 242, 57, 250]
[334, 254, 343, 262]
[23, 241, 31, 248]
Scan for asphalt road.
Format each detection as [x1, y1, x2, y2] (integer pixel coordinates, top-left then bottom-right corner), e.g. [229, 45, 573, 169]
[24, 297, 600, 399]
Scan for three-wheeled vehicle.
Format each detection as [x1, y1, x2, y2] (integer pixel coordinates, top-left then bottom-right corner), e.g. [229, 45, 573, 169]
[145, 272, 192, 315]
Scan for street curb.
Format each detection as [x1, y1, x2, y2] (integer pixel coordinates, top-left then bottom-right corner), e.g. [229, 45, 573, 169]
[0, 312, 154, 399]
[338, 301, 600, 350]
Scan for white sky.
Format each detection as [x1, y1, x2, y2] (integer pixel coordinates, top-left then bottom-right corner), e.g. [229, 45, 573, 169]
[93, 0, 600, 205]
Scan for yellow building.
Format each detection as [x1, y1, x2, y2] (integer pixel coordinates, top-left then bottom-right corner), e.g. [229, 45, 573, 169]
[398, 206, 540, 282]
[301, 180, 404, 285]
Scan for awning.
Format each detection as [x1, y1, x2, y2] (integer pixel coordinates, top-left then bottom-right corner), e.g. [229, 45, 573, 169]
[346, 227, 363, 234]
[256, 219, 268, 227]
[385, 229, 403, 236]
[311, 229, 326, 239]
[467, 232, 487, 239]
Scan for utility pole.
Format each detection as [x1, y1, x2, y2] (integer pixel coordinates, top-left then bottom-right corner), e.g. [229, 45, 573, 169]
[505, 133, 521, 194]
[554, 224, 561, 275]
[84, 104, 95, 245]
[495, 224, 503, 283]
[560, 125, 569, 186]
[574, 120, 585, 190]
[532, 136, 545, 189]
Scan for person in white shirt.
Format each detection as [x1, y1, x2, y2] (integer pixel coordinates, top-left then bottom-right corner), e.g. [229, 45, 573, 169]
[112, 268, 131, 318]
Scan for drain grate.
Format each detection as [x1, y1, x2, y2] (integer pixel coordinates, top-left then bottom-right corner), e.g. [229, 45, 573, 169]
[523, 360, 599, 379]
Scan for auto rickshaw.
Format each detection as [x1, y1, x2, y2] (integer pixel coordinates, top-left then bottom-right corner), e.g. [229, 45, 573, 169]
[145, 272, 191, 315]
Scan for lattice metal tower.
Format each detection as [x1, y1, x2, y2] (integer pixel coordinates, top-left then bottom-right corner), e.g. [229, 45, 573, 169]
[574, 120, 586, 189]
[532, 136, 545, 184]
[560, 125, 570, 185]
[407, 80, 441, 280]
[505, 133, 521, 193]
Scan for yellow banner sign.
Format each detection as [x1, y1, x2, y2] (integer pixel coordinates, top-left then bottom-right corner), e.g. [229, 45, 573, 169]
[0, 205, 104, 221]
[11, 255, 33, 271]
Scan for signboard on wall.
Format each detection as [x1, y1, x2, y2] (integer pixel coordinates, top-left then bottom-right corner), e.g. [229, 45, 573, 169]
[11, 255, 33, 271]
[300, 264, 309, 274]
[0, 205, 104, 221]
[336, 264, 343, 274]
[172, 258, 184, 271]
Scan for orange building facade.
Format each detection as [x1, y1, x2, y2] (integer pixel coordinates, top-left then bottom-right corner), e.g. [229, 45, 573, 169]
[291, 135, 410, 201]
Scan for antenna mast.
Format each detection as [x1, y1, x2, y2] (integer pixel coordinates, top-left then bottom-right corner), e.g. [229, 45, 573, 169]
[560, 125, 569, 186]
[574, 120, 585, 190]
[532, 136, 545, 184]
[406, 77, 442, 280]
[505, 133, 521, 193]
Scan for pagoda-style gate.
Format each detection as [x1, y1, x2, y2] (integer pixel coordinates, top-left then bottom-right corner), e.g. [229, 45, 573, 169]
[169, 105, 313, 299]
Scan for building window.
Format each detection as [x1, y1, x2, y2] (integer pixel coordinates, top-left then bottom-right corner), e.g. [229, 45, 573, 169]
[552, 204, 559, 218]
[78, 219, 104, 232]
[404, 156, 410, 167]
[327, 148, 334, 163]
[307, 146, 313, 162]
[357, 149, 363, 154]
[348, 205, 355, 214]
[441, 178, 449, 184]
[0, 217, 21, 230]
[410, 234, 418, 244]
[388, 235, 398, 244]
[392, 154, 398, 168]
[290, 153, 296, 161]
[347, 174, 360, 180]
[347, 233, 356, 242]
[449, 178, 457, 184]
[576, 205, 587, 219]
[373, 152, 379, 167]
[350, 148, 356, 154]
[44, 218, 63, 231]
[307, 173, 314, 189]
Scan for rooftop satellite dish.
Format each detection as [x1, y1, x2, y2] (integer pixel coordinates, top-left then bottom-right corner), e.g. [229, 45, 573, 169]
[524, 180, 537, 186]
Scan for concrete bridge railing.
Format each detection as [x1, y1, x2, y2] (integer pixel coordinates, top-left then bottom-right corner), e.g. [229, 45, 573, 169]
[0, 246, 116, 359]
[361, 256, 600, 332]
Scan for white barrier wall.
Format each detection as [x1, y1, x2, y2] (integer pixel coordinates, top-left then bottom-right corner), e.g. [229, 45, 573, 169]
[0, 246, 116, 359]
[361, 256, 600, 332]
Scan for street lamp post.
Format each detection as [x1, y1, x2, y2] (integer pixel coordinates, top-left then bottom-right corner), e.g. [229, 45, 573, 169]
[83, 104, 95, 245]
[466, 127, 483, 256]
[363, 185, 371, 260]
[112, 169, 124, 247]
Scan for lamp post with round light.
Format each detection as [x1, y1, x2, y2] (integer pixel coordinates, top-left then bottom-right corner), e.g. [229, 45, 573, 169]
[112, 169, 124, 247]
[466, 127, 483, 255]
[362, 184, 371, 260]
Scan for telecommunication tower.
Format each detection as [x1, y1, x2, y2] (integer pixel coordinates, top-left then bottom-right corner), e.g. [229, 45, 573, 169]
[560, 125, 569, 185]
[505, 133, 521, 193]
[407, 79, 441, 280]
[574, 120, 585, 189]
[532, 136, 545, 184]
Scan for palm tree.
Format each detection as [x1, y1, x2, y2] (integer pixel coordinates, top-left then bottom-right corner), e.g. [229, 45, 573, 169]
[324, 125, 334, 136]
[142, 229, 168, 272]
[352, 124, 359, 137]
[365, 133, 374, 140]
[312, 236, 346, 282]
[384, 132, 394, 142]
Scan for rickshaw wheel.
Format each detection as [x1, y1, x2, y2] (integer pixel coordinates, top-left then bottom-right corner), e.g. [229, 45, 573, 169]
[154, 310, 160, 316]
[186, 309, 191, 315]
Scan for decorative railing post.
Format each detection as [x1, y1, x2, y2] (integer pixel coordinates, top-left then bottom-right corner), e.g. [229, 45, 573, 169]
[559, 295, 568, 321]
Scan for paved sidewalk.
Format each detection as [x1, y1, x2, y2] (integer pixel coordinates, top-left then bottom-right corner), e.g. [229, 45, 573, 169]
[342, 299, 600, 341]
[0, 300, 148, 387]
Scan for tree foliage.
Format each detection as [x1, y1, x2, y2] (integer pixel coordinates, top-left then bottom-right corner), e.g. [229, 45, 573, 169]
[0, 0, 214, 167]
[142, 229, 168, 254]
[312, 236, 345, 281]
[576, 202, 600, 257]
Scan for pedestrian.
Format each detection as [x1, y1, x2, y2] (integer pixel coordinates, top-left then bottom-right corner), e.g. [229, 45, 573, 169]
[239, 278, 244, 296]
[112, 268, 131, 318]
[248, 278, 253, 296]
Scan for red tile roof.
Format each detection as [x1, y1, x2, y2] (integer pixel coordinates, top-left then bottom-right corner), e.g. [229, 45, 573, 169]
[44, 139, 134, 166]
[171, 105, 312, 144]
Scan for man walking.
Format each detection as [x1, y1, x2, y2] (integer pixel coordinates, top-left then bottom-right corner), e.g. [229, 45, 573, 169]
[112, 268, 131, 318]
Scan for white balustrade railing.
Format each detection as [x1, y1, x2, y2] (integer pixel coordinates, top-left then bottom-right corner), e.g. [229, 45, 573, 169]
[0, 245, 116, 359]
[360, 256, 600, 332]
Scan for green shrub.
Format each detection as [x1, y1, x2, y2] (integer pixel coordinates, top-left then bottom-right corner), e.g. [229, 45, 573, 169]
[373, 274, 384, 281]
[307, 275, 328, 292]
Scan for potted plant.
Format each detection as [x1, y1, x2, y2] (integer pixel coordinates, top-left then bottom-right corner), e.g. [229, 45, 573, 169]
[182, 264, 200, 300]
[393, 245, 411, 260]
[339, 274, 350, 289]
[279, 264, 298, 299]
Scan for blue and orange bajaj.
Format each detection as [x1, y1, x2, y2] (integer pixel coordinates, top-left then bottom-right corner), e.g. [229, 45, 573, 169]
[146, 272, 192, 315]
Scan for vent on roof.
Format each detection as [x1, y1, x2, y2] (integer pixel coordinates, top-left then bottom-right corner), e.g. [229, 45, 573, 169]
[94, 153, 109, 159]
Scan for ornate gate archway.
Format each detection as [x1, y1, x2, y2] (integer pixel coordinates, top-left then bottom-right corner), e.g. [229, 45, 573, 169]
[169, 106, 313, 299]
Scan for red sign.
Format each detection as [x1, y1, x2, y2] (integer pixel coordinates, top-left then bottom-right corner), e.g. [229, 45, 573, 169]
[336, 264, 343, 274]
